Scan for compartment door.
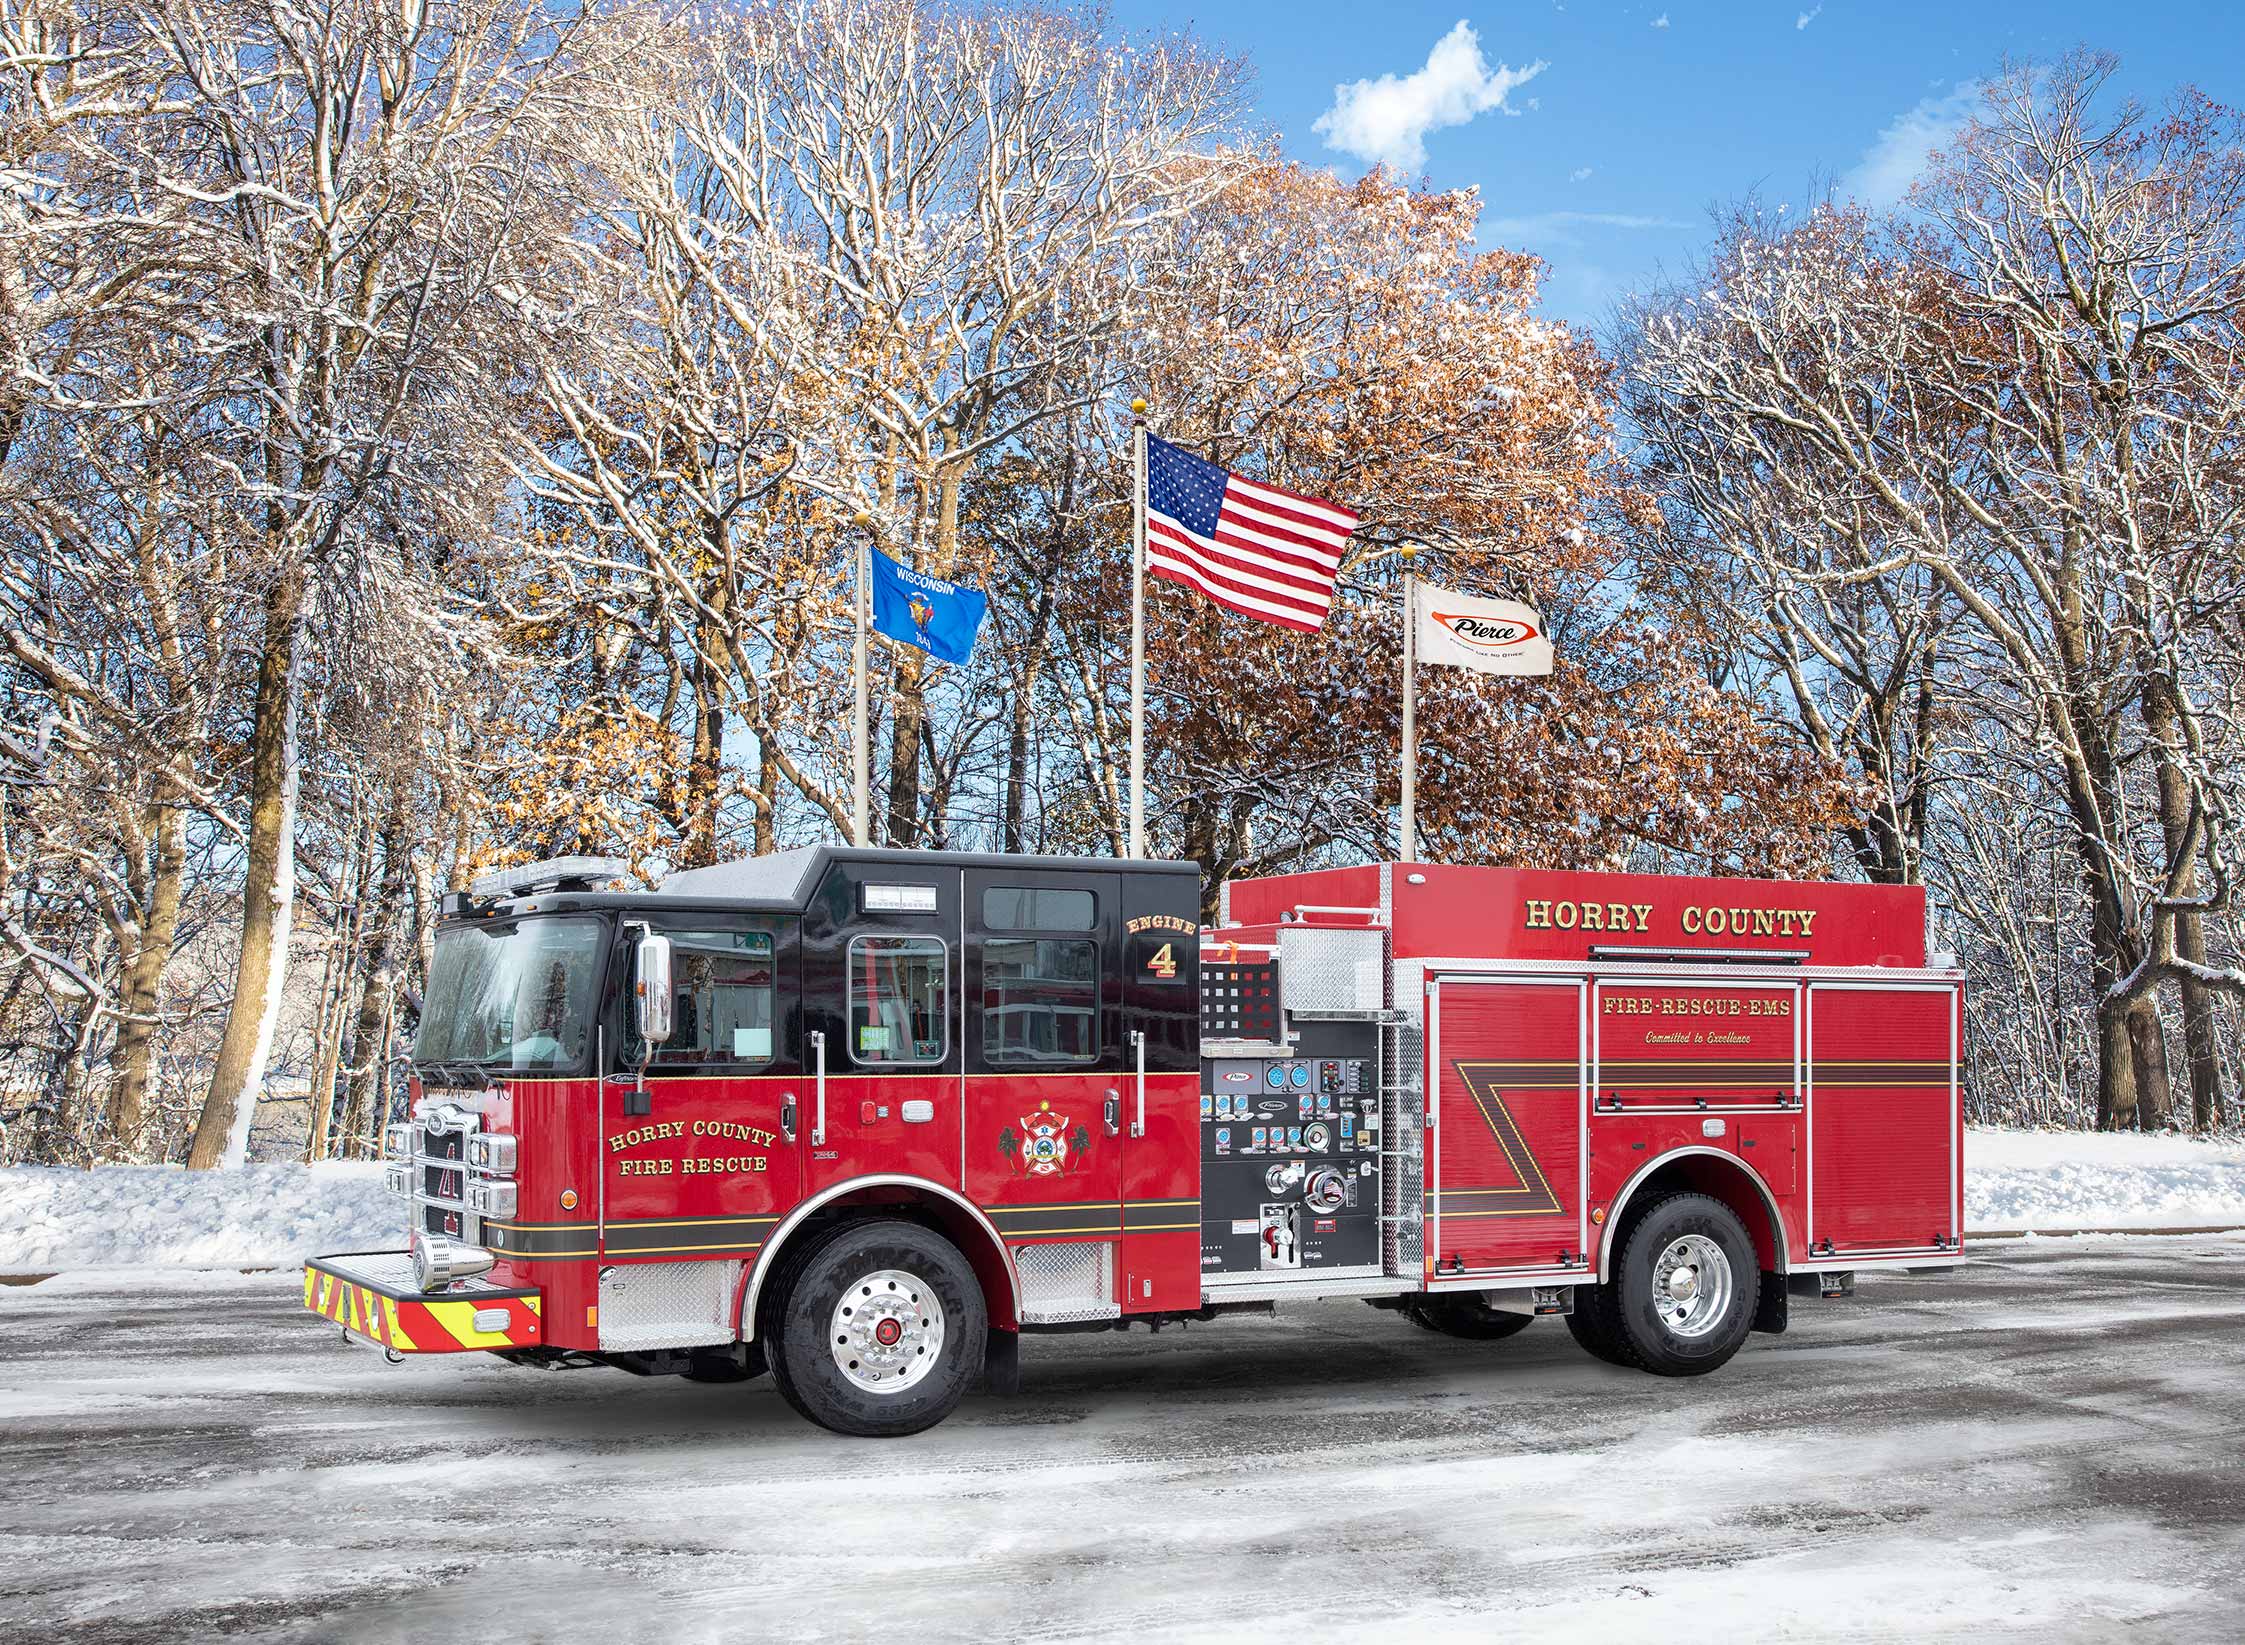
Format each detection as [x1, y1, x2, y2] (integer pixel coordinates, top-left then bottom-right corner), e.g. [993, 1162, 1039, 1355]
[1426, 977, 1587, 1277]
[1807, 984, 1960, 1256]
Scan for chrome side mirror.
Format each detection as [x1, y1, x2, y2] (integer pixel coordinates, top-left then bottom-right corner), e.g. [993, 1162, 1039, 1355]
[634, 930, 674, 1046]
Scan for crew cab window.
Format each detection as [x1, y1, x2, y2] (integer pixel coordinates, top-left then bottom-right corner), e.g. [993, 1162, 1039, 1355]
[983, 939, 1098, 1065]
[649, 928, 776, 1068]
[982, 886, 1096, 931]
[849, 935, 947, 1065]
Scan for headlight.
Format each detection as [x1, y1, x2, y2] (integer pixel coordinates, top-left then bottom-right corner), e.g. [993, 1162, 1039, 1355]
[410, 1231, 495, 1291]
[465, 1179, 518, 1219]
[384, 1123, 415, 1160]
[465, 1133, 517, 1175]
[384, 1163, 412, 1197]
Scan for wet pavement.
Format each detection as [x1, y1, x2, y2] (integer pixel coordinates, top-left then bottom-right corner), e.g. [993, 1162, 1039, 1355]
[2, 1236, 2242, 1642]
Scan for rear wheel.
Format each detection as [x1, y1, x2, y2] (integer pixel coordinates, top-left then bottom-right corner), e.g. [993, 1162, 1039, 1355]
[1563, 1279, 1632, 1366]
[1402, 1294, 1536, 1341]
[765, 1219, 985, 1437]
[1596, 1193, 1759, 1377]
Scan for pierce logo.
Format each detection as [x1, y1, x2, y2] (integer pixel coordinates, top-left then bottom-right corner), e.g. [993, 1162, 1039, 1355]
[1434, 612, 1540, 651]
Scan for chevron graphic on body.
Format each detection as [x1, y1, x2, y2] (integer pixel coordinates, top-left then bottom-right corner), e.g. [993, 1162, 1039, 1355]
[1442, 1062, 1566, 1219]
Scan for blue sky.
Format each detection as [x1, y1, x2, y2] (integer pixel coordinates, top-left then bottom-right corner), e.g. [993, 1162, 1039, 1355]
[1128, 0, 2245, 333]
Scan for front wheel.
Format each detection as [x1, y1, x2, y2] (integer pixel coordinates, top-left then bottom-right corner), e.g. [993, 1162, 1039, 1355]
[1596, 1192, 1760, 1377]
[766, 1220, 986, 1437]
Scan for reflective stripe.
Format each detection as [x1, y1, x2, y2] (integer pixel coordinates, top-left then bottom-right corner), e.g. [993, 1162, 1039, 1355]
[422, 1299, 510, 1349]
[382, 1298, 416, 1350]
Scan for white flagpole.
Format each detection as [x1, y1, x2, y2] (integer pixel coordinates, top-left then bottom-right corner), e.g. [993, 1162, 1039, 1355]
[1128, 399, 1148, 859]
[1400, 542, 1418, 864]
[850, 510, 871, 847]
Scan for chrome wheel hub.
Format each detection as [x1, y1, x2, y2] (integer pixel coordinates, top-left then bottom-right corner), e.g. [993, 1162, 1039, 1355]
[831, 1267, 945, 1395]
[1652, 1234, 1733, 1340]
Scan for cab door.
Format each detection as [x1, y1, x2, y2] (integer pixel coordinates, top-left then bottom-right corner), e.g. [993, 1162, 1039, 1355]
[962, 869, 1126, 1254]
[799, 863, 964, 1204]
[601, 913, 803, 1263]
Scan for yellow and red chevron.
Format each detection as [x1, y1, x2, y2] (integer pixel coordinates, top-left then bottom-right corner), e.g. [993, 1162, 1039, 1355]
[303, 1263, 542, 1353]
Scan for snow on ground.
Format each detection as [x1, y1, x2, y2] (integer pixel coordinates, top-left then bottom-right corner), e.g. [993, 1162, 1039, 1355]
[4, 1127, 2243, 1271]
[0, 1161, 392, 1271]
[1966, 1127, 2245, 1231]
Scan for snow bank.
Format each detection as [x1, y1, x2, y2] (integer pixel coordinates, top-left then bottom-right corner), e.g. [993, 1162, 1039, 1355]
[0, 1163, 394, 1271]
[5, 1129, 2244, 1272]
[1965, 1128, 2245, 1231]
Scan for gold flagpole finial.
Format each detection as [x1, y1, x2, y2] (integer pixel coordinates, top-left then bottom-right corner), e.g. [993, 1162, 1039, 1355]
[1130, 398, 1148, 417]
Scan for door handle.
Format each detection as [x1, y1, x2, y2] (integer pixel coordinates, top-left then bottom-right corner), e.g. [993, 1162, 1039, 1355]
[1130, 1030, 1147, 1138]
[808, 1031, 827, 1146]
[780, 1093, 797, 1144]
[1103, 1091, 1121, 1137]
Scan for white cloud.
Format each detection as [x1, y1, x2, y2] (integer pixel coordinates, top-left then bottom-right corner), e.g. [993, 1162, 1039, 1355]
[1313, 21, 1548, 171]
[1844, 81, 1981, 207]
[1482, 209, 1693, 249]
[1569, 166, 1594, 182]
[1651, 12, 1670, 27]
[1796, 4, 1822, 27]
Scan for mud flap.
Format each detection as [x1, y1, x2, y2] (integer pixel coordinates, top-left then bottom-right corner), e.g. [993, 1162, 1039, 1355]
[1752, 1271, 1787, 1335]
[984, 1327, 1021, 1395]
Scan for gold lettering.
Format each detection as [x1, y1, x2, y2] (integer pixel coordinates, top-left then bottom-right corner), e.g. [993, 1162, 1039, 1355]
[1753, 909, 1774, 936]
[1554, 901, 1578, 929]
[1797, 910, 1816, 936]
[1682, 906, 1702, 934]
[1704, 907, 1726, 935]
[1631, 903, 1653, 932]
[1525, 899, 1553, 930]
[1580, 902, 1605, 931]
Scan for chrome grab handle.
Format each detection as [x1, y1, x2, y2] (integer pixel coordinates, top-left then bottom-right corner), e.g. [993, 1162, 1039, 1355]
[1130, 1029, 1147, 1138]
[809, 1030, 827, 1146]
[1103, 1090, 1121, 1137]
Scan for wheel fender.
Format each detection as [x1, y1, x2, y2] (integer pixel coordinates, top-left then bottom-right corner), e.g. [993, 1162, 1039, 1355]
[734, 1176, 1020, 1342]
[1597, 1147, 1790, 1280]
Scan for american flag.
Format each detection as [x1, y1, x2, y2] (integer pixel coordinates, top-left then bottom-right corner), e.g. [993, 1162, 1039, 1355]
[1143, 434, 1357, 633]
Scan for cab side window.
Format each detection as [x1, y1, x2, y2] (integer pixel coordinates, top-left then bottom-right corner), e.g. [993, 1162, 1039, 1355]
[849, 934, 947, 1065]
[983, 938, 1098, 1065]
[648, 928, 776, 1068]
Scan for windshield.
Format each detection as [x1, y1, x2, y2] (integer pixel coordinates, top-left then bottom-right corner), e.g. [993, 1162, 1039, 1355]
[416, 916, 604, 1072]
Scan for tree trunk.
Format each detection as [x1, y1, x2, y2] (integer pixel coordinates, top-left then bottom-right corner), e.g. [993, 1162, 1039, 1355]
[187, 570, 308, 1170]
[884, 645, 927, 846]
[2093, 989, 2138, 1131]
[339, 801, 409, 1157]
[2125, 998, 2174, 1131]
[107, 801, 186, 1153]
[2143, 672, 2227, 1130]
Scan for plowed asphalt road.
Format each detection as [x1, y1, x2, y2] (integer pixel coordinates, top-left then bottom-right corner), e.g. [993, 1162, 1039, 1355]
[4, 1236, 2243, 1643]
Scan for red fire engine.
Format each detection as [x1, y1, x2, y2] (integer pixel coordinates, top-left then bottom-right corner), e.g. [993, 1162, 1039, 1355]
[305, 848, 1962, 1436]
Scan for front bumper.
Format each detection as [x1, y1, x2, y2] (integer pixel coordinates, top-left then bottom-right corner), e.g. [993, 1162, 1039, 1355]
[305, 1251, 543, 1354]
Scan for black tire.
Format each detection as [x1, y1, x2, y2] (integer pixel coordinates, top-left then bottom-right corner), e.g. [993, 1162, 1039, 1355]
[1402, 1295, 1536, 1341]
[764, 1219, 985, 1437]
[1563, 1280, 1632, 1367]
[1600, 1192, 1760, 1377]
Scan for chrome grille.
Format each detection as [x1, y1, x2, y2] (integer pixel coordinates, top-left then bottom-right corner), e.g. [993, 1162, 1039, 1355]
[389, 1095, 485, 1247]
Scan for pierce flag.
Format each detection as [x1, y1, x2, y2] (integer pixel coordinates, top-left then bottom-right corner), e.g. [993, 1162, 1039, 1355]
[868, 547, 987, 667]
[1412, 582, 1554, 676]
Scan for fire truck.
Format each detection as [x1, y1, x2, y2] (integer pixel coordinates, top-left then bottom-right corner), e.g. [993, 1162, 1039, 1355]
[305, 848, 1962, 1437]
